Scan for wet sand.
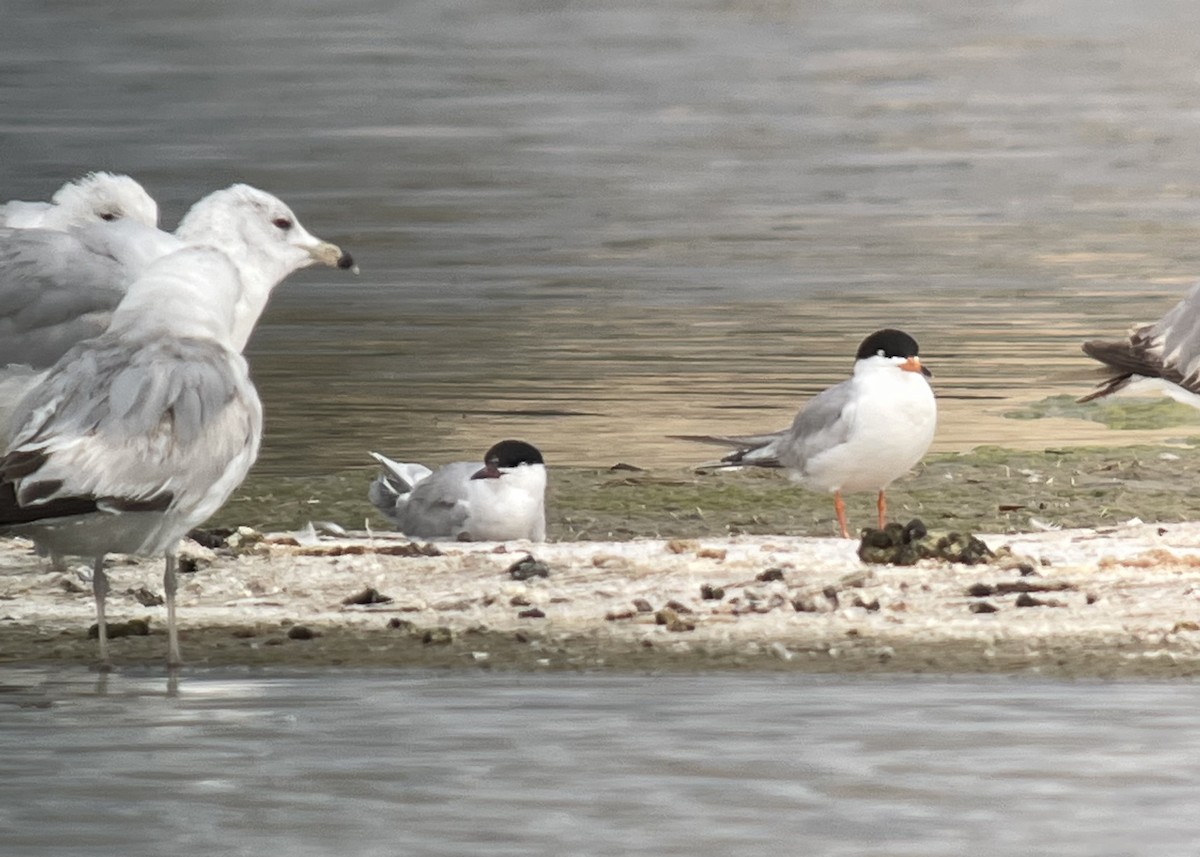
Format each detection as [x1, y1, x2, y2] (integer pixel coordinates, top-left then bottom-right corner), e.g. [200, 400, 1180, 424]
[6, 510, 1200, 678]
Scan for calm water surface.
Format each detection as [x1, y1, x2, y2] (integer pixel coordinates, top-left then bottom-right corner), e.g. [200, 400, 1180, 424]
[4, 8, 1200, 847]
[4, 0, 1200, 482]
[2, 668, 1200, 856]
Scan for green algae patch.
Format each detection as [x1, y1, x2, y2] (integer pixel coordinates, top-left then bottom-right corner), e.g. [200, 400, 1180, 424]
[1006, 393, 1200, 430]
[211, 443, 1200, 542]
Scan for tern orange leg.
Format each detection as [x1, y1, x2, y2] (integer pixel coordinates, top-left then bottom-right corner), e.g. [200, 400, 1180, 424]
[833, 491, 850, 539]
[877, 490, 887, 530]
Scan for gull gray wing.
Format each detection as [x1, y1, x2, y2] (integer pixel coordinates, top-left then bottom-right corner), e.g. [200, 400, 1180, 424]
[395, 461, 478, 538]
[2, 335, 262, 532]
[0, 221, 181, 368]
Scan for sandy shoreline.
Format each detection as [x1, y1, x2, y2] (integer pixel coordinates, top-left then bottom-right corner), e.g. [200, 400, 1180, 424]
[5, 519, 1200, 677]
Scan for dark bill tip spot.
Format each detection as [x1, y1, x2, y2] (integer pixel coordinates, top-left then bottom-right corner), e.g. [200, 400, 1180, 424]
[337, 252, 356, 270]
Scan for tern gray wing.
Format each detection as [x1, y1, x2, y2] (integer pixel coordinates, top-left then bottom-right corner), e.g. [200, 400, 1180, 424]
[395, 461, 478, 538]
[672, 380, 857, 471]
[776, 379, 857, 472]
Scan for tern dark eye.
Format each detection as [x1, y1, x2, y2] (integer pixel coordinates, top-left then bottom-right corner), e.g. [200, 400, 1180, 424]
[272, 217, 293, 230]
[99, 212, 117, 222]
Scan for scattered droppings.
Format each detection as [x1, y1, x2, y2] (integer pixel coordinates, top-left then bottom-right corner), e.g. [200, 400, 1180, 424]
[341, 587, 393, 606]
[128, 586, 164, 607]
[756, 568, 785, 583]
[992, 580, 1076, 595]
[295, 541, 442, 558]
[507, 555, 550, 580]
[858, 520, 995, 566]
[969, 601, 1000, 614]
[852, 595, 881, 612]
[517, 608, 546, 619]
[966, 583, 993, 598]
[1014, 592, 1064, 608]
[187, 527, 235, 550]
[700, 584, 725, 600]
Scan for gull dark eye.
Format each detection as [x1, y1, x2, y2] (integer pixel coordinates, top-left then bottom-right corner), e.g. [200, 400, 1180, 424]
[272, 217, 293, 230]
[99, 212, 118, 222]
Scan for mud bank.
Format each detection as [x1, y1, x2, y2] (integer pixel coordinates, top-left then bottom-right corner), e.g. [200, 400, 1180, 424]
[5, 519, 1200, 678]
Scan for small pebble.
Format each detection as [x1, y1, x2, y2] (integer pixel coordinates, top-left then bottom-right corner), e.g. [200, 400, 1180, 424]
[128, 586, 164, 607]
[508, 555, 551, 580]
[342, 587, 393, 606]
[287, 625, 316, 640]
[423, 627, 454, 645]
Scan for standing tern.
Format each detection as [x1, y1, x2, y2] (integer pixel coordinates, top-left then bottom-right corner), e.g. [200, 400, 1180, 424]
[673, 328, 937, 539]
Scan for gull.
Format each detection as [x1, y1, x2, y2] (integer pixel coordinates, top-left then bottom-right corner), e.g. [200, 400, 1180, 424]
[0, 190, 354, 667]
[1081, 282, 1200, 408]
[367, 440, 548, 541]
[0, 183, 356, 426]
[0, 171, 158, 230]
[672, 329, 937, 539]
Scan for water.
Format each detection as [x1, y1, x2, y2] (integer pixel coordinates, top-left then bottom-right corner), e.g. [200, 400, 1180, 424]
[0, 668, 1198, 856]
[3, 0, 1200, 485]
[6, 6, 1200, 844]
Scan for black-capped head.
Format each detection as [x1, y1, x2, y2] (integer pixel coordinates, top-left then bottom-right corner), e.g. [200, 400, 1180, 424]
[854, 329, 932, 377]
[485, 440, 544, 468]
[472, 440, 545, 480]
[855, 329, 920, 361]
